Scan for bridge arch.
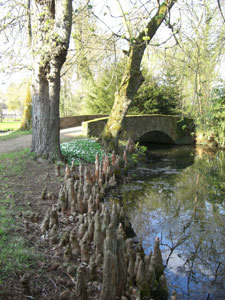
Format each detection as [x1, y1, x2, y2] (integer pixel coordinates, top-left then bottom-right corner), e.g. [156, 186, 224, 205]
[138, 130, 175, 144]
[122, 115, 178, 143]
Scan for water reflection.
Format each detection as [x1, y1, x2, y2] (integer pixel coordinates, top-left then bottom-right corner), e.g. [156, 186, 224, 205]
[121, 146, 225, 299]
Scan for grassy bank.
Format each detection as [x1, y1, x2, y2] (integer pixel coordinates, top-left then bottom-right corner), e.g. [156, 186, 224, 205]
[0, 149, 38, 283]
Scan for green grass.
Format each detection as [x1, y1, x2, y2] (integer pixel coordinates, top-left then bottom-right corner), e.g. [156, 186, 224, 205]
[0, 149, 38, 281]
[0, 130, 31, 141]
[0, 121, 21, 131]
[61, 138, 107, 165]
[0, 120, 31, 142]
[0, 148, 30, 174]
[0, 209, 36, 279]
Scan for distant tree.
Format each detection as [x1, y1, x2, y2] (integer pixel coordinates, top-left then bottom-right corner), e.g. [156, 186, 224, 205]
[59, 1, 117, 117]
[162, 0, 224, 118]
[198, 82, 225, 147]
[70, 2, 118, 115]
[6, 82, 26, 113]
[20, 81, 32, 130]
[157, 0, 225, 146]
[73, 3, 95, 86]
[85, 59, 126, 114]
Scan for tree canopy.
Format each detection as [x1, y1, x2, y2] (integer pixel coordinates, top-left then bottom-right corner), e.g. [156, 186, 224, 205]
[0, 0, 225, 150]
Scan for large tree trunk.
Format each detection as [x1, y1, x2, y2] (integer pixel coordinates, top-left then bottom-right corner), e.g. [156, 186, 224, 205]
[31, 0, 72, 160]
[100, 46, 145, 151]
[100, 0, 177, 151]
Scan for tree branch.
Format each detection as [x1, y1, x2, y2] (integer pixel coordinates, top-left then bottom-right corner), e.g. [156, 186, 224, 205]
[217, 0, 225, 22]
[136, 0, 177, 46]
[27, 0, 32, 48]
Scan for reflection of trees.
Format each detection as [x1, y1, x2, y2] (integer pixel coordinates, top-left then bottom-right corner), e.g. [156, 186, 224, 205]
[122, 150, 225, 296]
[162, 222, 192, 267]
[194, 151, 225, 203]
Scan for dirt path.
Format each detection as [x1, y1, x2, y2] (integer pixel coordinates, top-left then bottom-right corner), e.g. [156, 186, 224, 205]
[0, 126, 83, 154]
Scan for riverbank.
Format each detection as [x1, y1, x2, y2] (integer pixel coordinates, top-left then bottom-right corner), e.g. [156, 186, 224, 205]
[0, 143, 170, 299]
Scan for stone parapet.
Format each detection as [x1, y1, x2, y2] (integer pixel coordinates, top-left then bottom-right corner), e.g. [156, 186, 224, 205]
[60, 115, 108, 129]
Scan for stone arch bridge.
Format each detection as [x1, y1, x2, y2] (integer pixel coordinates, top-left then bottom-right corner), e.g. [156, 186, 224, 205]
[81, 115, 195, 144]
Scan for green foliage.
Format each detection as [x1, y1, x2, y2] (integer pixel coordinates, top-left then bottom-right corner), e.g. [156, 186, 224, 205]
[61, 138, 106, 165]
[176, 118, 195, 144]
[85, 60, 182, 116]
[129, 144, 147, 167]
[197, 83, 225, 147]
[129, 70, 181, 115]
[85, 60, 126, 114]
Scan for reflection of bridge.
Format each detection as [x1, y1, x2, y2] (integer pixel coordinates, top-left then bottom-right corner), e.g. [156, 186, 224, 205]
[82, 115, 195, 144]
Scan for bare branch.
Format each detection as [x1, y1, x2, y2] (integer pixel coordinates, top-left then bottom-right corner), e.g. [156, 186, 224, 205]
[27, 0, 32, 48]
[217, 0, 225, 22]
[91, 11, 129, 42]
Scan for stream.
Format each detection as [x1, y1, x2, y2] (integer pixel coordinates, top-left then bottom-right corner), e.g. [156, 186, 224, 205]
[120, 145, 225, 299]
